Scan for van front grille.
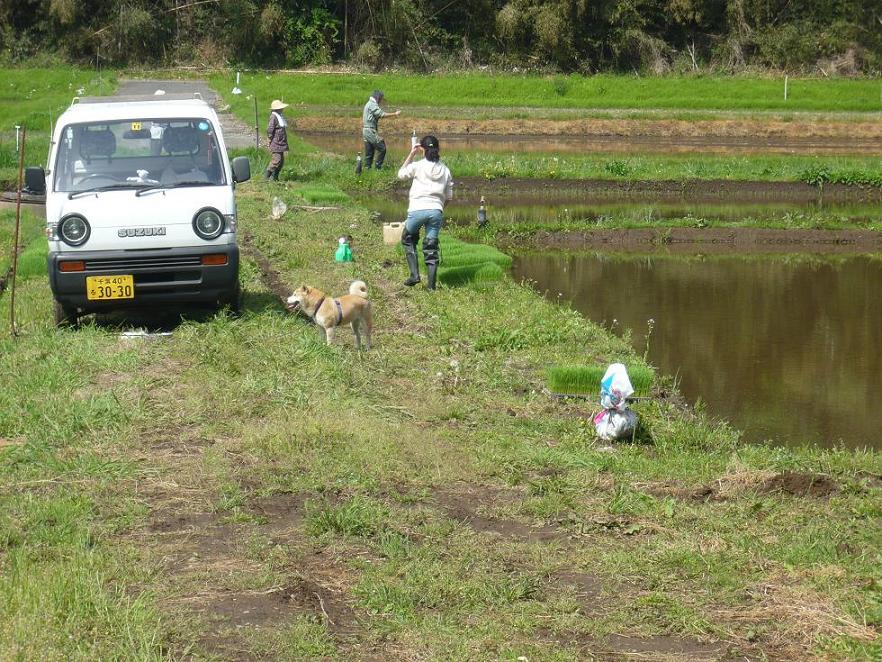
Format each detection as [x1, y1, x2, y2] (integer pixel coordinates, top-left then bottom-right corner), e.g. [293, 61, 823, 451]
[84, 255, 202, 272]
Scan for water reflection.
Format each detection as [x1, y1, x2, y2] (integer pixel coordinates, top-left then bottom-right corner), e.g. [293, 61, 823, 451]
[513, 252, 882, 449]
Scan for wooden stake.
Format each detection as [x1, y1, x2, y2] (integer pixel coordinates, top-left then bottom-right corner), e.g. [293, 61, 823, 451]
[784, 75, 789, 101]
[254, 95, 259, 150]
[10, 126, 26, 338]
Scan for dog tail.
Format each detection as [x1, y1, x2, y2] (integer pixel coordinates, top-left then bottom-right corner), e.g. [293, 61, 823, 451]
[349, 280, 368, 298]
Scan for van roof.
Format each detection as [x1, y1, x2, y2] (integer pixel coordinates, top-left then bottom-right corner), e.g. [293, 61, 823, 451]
[59, 96, 218, 124]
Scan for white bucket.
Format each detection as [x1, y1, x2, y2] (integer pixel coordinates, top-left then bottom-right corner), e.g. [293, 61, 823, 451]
[383, 222, 403, 245]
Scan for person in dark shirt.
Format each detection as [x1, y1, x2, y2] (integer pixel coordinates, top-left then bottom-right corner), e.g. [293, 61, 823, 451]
[266, 99, 289, 181]
[361, 90, 400, 170]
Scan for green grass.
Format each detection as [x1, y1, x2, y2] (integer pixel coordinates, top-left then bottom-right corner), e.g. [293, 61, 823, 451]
[211, 71, 882, 114]
[0, 164, 879, 659]
[547, 364, 655, 397]
[0, 68, 116, 185]
[0, 70, 881, 659]
[1, 211, 44, 280]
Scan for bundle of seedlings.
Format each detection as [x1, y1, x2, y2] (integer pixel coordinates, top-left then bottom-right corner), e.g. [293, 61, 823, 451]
[545, 363, 654, 399]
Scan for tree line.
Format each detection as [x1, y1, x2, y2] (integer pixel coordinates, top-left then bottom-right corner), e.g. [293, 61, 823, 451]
[3, 0, 881, 74]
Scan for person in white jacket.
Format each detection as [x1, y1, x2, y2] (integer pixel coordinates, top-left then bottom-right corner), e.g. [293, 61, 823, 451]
[397, 135, 453, 290]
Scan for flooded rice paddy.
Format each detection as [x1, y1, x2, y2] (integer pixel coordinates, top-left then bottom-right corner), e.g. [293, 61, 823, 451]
[513, 251, 882, 449]
[366, 192, 882, 449]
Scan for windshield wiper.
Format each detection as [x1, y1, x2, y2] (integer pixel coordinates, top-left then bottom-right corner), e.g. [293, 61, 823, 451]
[68, 183, 150, 200]
[134, 181, 217, 197]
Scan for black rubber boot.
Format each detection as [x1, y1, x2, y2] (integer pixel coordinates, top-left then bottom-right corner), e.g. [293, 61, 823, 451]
[401, 227, 421, 286]
[374, 140, 387, 169]
[364, 141, 374, 169]
[423, 237, 440, 290]
[264, 169, 273, 180]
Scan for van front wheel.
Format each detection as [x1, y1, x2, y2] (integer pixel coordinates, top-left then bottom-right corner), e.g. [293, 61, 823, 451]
[53, 301, 78, 328]
[222, 282, 242, 317]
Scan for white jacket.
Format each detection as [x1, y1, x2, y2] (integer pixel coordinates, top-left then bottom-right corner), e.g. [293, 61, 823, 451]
[397, 159, 454, 212]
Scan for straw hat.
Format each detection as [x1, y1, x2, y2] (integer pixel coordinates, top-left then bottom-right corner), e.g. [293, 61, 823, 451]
[270, 99, 289, 110]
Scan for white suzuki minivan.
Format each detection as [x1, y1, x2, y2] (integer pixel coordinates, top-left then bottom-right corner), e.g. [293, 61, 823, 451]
[32, 93, 250, 325]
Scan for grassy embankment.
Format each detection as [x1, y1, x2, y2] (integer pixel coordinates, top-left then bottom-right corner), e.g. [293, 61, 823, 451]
[1, 81, 881, 657]
[0, 68, 117, 187]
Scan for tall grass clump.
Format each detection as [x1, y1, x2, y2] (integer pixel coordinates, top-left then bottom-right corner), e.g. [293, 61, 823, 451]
[13, 238, 48, 281]
[546, 364, 655, 397]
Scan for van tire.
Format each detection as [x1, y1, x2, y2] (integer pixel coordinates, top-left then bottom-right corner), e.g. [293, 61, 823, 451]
[53, 301, 78, 328]
[224, 282, 242, 317]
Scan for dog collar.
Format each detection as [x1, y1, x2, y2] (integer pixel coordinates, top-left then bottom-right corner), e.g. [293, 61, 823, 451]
[310, 297, 343, 326]
[311, 296, 325, 320]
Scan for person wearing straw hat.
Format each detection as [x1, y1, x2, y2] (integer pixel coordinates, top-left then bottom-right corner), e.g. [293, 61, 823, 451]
[361, 90, 400, 170]
[266, 99, 289, 181]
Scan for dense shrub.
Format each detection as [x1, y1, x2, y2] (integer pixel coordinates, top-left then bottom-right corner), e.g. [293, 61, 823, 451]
[1, 0, 880, 73]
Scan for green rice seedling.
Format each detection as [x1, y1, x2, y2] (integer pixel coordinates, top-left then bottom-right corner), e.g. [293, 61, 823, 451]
[438, 262, 504, 287]
[546, 363, 655, 397]
[441, 241, 512, 268]
[296, 184, 350, 206]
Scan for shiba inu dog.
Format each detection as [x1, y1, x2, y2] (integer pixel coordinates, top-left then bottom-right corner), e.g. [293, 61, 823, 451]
[286, 280, 372, 349]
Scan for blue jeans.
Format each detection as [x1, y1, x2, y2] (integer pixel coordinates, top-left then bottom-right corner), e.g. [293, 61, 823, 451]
[404, 209, 444, 240]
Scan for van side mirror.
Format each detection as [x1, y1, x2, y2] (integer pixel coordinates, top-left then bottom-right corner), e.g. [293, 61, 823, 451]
[24, 166, 46, 195]
[231, 156, 251, 183]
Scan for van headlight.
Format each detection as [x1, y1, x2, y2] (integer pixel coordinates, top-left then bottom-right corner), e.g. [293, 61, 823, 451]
[192, 208, 224, 240]
[59, 214, 90, 246]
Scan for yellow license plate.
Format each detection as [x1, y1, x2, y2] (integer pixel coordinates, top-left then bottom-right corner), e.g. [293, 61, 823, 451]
[86, 275, 134, 301]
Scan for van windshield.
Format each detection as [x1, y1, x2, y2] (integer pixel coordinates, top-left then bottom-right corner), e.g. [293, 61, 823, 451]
[53, 118, 226, 193]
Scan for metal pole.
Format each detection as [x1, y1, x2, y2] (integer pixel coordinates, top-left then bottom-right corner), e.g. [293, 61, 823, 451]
[10, 126, 26, 338]
[254, 96, 259, 150]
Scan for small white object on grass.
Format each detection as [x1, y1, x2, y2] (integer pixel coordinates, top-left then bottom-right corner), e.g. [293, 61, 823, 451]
[271, 197, 287, 220]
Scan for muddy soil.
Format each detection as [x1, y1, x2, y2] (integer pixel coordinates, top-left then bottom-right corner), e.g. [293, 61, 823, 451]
[241, 231, 294, 303]
[453, 176, 882, 204]
[760, 471, 838, 497]
[504, 226, 882, 254]
[304, 130, 882, 157]
[295, 114, 882, 155]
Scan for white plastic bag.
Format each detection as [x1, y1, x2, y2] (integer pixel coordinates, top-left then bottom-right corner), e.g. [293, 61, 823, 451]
[271, 196, 287, 220]
[593, 408, 638, 441]
[599, 362, 634, 411]
[594, 363, 639, 441]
